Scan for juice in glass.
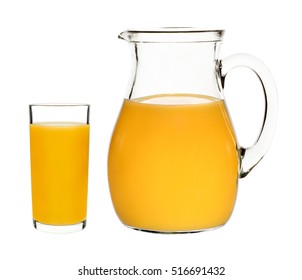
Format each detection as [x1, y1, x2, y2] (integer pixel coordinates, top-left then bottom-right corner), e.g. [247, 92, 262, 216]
[30, 122, 89, 227]
[108, 94, 239, 232]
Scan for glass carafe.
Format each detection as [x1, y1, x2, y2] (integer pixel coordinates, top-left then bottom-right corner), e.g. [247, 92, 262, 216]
[108, 28, 277, 233]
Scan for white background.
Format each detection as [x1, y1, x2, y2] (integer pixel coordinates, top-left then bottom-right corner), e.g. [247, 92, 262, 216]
[0, 0, 301, 279]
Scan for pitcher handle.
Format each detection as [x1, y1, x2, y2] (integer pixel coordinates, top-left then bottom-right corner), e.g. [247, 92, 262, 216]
[220, 53, 278, 178]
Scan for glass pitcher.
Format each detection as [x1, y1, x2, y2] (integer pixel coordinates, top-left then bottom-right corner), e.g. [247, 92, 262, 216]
[108, 28, 277, 233]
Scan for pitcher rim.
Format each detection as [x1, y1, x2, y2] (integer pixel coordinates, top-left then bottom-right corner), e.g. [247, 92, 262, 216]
[119, 28, 225, 43]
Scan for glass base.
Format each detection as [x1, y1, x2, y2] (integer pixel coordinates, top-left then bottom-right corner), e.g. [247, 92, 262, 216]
[33, 220, 86, 233]
[125, 224, 224, 234]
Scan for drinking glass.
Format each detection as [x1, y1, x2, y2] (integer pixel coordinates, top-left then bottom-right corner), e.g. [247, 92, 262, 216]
[29, 104, 90, 233]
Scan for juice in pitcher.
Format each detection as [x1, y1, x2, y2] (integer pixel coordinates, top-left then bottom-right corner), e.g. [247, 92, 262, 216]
[108, 94, 239, 232]
[30, 122, 89, 226]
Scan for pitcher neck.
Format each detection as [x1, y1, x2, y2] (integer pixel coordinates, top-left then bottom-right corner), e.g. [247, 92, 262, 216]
[119, 29, 225, 100]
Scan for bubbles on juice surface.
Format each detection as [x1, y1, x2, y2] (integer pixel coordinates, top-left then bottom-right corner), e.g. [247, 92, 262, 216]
[133, 94, 220, 105]
[31, 122, 87, 126]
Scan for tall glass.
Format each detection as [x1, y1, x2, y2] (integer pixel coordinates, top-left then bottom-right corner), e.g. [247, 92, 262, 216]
[29, 104, 90, 233]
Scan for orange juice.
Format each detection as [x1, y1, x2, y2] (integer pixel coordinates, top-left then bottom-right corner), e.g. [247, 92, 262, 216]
[30, 122, 89, 225]
[108, 94, 239, 232]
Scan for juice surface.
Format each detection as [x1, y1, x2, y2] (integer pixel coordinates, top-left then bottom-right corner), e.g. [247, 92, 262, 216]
[30, 122, 89, 225]
[108, 94, 239, 231]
